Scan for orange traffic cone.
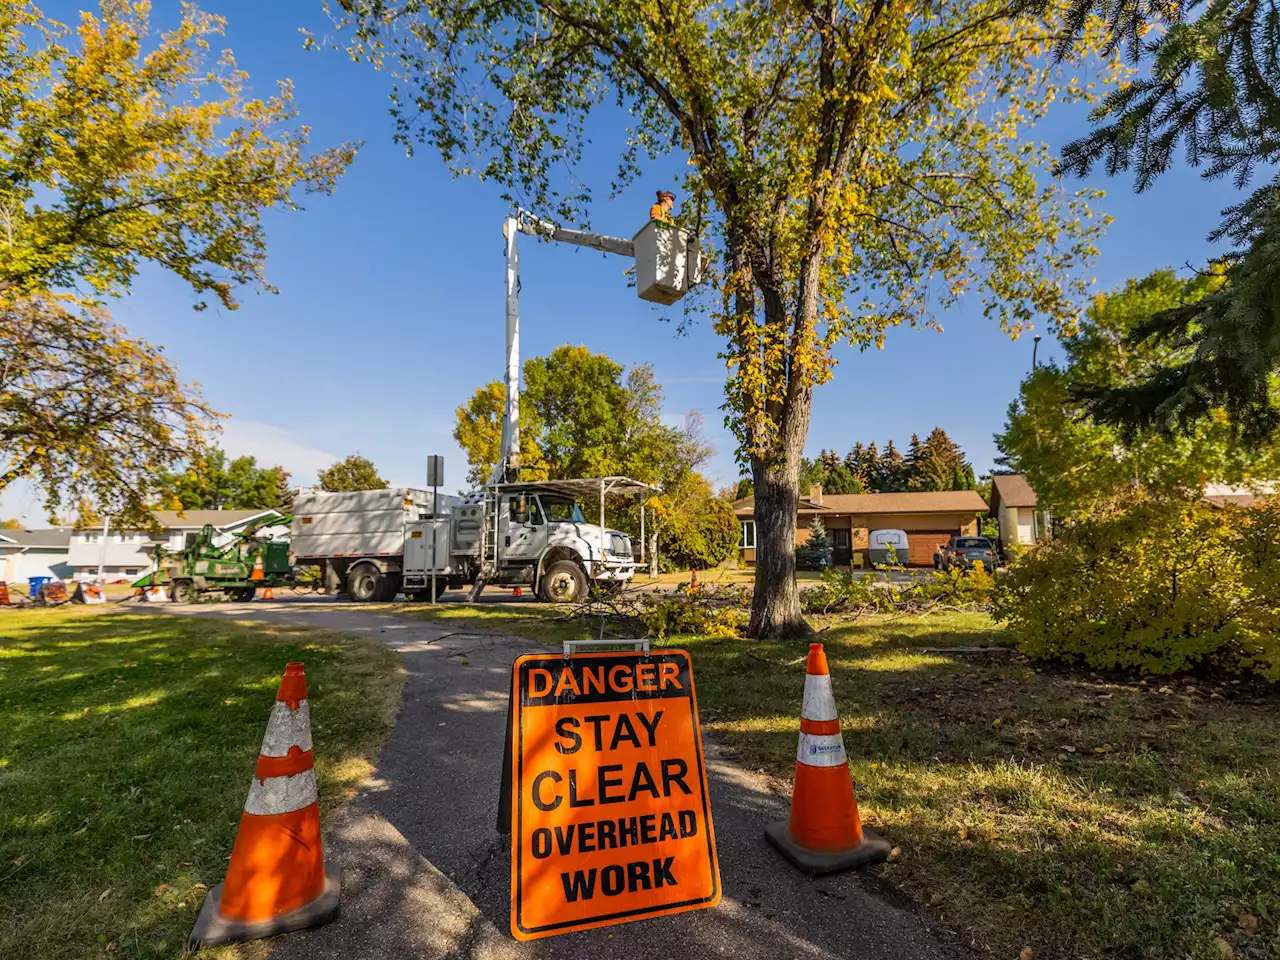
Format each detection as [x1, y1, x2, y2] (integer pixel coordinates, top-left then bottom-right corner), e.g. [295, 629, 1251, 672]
[0, 582, 10, 607]
[190, 663, 340, 945]
[250, 554, 265, 581]
[764, 643, 891, 874]
[689, 568, 699, 592]
[261, 586, 275, 600]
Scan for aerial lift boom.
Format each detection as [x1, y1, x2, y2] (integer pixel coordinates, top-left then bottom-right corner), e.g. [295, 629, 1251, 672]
[493, 211, 637, 484]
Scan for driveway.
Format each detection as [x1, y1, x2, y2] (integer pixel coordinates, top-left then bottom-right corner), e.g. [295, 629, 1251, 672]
[136, 601, 958, 960]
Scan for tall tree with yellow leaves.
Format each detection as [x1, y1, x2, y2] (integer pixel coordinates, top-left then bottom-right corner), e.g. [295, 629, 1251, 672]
[329, 0, 1116, 636]
[0, 1, 354, 527]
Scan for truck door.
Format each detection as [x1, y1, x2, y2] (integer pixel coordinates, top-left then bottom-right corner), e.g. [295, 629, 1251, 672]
[504, 495, 542, 561]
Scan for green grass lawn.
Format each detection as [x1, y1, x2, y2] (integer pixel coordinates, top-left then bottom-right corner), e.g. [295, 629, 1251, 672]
[0, 607, 402, 960]
[402, 602, 1280, 960]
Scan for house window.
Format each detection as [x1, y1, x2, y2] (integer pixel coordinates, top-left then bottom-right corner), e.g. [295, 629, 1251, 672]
[124, 568, 140, 576]
[82, 533, 100, 543]
[742, 521, 756, 549]
[117, 533, 135, 543]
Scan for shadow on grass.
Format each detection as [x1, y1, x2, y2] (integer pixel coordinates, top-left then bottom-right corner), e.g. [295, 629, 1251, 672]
[672, 615, 1280, 960]
[0, 610, 401, 960]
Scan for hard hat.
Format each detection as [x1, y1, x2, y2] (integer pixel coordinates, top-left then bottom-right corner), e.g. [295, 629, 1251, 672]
[657, 190, 675, 201]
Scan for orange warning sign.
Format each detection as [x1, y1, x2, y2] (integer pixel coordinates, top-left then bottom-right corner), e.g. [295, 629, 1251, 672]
[508, 650, 719, 940]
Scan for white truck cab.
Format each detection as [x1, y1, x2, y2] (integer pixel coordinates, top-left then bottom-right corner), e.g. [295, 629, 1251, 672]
[400, 478, 645, 603]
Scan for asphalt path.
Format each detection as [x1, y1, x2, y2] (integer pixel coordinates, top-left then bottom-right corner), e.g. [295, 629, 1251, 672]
[138, 600, 958, 960]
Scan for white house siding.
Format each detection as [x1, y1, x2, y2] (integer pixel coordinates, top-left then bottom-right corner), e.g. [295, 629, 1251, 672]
[4, 548, 74, 582]
[66, 533, 159, 578]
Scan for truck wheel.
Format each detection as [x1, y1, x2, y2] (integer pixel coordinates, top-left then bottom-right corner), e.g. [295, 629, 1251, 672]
[347, 564, 383, 603]
[541, 561, 587, 604]
[229, 587, 256, 602]
[171, 580, 195, 604]
[378, 574, 403, 602]
[409, 580, 447, 602]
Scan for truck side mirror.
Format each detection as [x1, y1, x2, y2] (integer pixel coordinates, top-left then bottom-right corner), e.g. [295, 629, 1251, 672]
[511, 497, 529, 524]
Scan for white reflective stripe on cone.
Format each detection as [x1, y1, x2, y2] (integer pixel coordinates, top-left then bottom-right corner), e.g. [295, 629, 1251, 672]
[797, 732, 848, 767]
[244, 769, 319, 816]
[260, 700, 313, 756]
[801, 674, 838, 722]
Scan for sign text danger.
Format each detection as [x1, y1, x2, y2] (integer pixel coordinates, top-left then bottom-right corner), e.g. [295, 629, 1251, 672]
[508, 650, 720, 940]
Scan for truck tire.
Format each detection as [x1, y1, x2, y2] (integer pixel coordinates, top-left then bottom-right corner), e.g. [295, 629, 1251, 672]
[347, 564, 383, 603]
[171, 580, 195, 604]
[541, 561, 587, 604]
[229, 587, 256, 602]
[378, 573, 403, 602]
[409, 580, 447, 602]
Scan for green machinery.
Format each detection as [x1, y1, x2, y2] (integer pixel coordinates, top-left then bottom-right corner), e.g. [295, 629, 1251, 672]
[132, 515, 294, 602]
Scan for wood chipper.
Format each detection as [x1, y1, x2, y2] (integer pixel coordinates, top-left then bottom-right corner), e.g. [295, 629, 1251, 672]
[132, 514, 293, 602]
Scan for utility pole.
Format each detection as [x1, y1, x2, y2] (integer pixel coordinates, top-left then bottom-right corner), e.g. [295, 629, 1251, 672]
[96, 515, 109, 583]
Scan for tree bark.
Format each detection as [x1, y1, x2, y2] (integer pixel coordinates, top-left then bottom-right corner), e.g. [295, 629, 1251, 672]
[748, 448, 811, 638]
[745, 244, 821, 640]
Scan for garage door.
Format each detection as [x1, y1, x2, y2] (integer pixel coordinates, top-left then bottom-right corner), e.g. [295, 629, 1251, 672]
[906, 530, 956, 567]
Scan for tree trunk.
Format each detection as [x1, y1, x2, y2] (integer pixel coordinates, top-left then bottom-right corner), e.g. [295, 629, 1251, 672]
[748, 451, 810, 638]
[745, 242, 821, 640]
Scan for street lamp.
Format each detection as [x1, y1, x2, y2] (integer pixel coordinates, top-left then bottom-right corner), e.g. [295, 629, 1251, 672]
[1032, 334, 1042, 371]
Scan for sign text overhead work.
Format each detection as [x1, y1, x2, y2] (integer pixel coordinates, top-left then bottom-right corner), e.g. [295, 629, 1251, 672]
[508, 649, 720, 940]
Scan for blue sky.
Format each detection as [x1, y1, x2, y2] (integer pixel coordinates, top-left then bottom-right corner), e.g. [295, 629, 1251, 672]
[0, 2, 1245, 522]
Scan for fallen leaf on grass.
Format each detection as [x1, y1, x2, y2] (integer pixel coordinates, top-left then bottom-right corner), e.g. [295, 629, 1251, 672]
[887, 847, 901, 862]
[154, 884, 169, 897]
[992, 718, 1004, 728]
[97, 888, 111, 902]
[1239, 914, 1259, 935]
[1130, 879, 1150, 894]
[1216, 937, 1235, 959]
[1020, 947, 1033, 960]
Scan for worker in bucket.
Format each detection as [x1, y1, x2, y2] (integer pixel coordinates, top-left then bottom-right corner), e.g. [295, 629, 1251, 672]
[649, 190, 676, 224]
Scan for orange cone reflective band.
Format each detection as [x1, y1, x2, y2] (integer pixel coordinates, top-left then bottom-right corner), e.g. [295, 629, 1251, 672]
[250, 554, 265, 581]
[764, 643, 891, 874]
[190, 662, 340, 946]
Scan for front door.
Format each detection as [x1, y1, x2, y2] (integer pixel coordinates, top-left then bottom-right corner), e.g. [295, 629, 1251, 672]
[832, 529, 851, 566]
[504, 495, 542, 561]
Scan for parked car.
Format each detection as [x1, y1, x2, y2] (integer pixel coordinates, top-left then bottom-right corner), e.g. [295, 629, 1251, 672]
[939, 535, 998, 570]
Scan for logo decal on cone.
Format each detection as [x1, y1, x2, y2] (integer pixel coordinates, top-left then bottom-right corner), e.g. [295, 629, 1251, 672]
[190, 662, 340, 946]
[764, 643, 891, 874]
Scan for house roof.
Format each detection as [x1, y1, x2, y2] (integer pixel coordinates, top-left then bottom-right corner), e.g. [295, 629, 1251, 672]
[732, 496, 828, 516]
[78, 509, 284, 531]
[734, 491, 987, 516]
[991, 474, 1038, 508]
[1, 528, 72, 548]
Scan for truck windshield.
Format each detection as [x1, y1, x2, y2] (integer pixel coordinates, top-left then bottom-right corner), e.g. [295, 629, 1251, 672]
[541, 497, 584, 523]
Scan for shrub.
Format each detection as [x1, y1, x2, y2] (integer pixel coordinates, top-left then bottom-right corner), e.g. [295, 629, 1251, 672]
[656, 495, 739, 571]
[802, 564, 993, 615]
[992, 497, 1279, 677]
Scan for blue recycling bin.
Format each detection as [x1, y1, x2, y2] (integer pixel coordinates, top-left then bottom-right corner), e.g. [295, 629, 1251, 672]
[28, 575, 51, 597]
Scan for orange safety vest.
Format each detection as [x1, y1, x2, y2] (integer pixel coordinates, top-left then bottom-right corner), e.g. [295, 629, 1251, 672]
[649, 203, 673, 224]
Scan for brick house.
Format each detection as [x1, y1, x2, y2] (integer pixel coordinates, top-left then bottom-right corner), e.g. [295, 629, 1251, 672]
[733, 485, 989, 567]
